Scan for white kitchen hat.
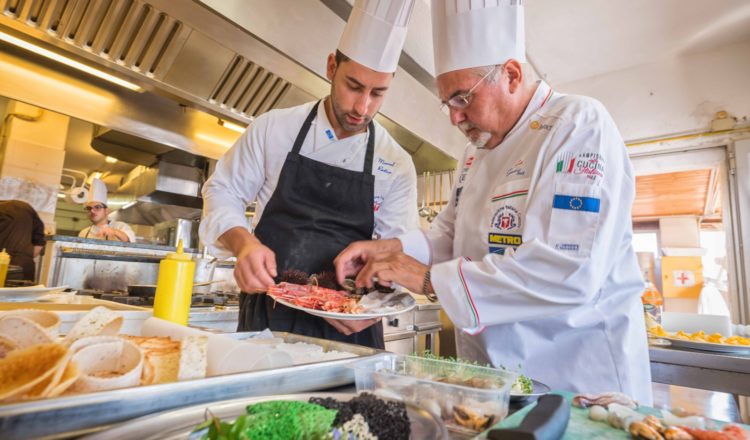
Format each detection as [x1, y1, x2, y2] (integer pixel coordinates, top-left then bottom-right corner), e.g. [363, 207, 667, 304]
[86, 178, 108, 205]
[432, 0, 526, 76]
[337, 0, 416, 73]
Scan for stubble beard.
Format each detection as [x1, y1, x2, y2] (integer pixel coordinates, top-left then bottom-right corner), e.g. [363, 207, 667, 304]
[330, 90, 371, 133]
[459, 122, 493, 149]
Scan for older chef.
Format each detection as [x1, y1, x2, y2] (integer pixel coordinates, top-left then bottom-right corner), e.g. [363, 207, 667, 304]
[79, 178, 135, 243]
[335, 1, 652, 403]
[200, 0, 418, 348]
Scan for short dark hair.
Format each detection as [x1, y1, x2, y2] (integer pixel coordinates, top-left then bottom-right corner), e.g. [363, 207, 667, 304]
[334, 50, 350, 65]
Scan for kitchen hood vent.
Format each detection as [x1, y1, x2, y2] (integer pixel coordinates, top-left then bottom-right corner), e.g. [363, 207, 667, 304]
[0, 0, 294, 121]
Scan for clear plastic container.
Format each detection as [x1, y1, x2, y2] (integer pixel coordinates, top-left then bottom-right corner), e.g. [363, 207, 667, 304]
[350, 354, 517, 435]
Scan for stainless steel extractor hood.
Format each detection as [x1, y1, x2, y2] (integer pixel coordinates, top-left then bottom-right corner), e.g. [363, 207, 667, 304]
[94, 129, 206, 225]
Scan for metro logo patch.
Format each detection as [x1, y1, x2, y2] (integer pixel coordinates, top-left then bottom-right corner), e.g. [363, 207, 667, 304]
[555, 152, 605, 182]
[488, 233, 522, 246]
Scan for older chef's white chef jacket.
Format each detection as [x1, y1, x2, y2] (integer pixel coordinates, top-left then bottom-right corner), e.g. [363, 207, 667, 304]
[201, 100, 419, 257]
[399, 81, 653, 404]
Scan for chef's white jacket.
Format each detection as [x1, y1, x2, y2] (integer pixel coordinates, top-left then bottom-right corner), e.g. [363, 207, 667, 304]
[399, 81, 653, 404]
[79, 221, 135, 243]
[201, 100, 419, 258]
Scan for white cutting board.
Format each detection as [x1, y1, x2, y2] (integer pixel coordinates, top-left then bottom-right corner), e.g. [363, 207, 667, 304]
[662, 311, 731, 335]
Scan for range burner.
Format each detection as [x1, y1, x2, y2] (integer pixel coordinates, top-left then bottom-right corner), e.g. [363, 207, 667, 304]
[78, 290, 240, 308]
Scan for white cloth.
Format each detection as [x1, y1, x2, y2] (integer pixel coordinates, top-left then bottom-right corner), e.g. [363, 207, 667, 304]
[431, 0, 526, 76]
[201, 100, 419, 258]
[87, 178, 108, 205]
[399, 81, 653, 404]
[338, 0, 416, 73]
[79, 221, 136, 243]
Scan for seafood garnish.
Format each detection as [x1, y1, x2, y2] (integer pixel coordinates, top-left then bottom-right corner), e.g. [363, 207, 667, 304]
[680, 424, 749, 440]
[268, 282, 364, 314]
[573, 391, 638, 409]
[629, 421, 665, 440]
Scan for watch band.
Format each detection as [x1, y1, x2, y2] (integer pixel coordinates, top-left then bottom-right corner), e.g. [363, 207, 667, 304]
[422, 269, 438, 302]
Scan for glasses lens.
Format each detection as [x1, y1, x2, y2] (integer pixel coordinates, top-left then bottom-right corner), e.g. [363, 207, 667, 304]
[440, 103, 451, 116]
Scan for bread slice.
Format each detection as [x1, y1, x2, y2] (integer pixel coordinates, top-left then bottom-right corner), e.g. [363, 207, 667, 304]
[178, 335, 208, 381]
[124, 336, 180, 385]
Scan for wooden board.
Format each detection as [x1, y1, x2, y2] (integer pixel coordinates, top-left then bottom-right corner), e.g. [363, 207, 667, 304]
[479, 391, 748, 439]
[0, 299, 148, 312]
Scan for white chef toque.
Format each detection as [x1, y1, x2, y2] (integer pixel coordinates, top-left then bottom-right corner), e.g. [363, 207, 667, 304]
[431, 0, 526, 76]
[86, 178, 108, 206]
[337, 0, 416, 73]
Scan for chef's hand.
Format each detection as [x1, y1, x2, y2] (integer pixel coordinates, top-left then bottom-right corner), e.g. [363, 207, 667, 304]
[325, 318, 381, 336]
[355, 252, 428, 294]
[334, 238, 402, 284]
[220, 227, 277, 292]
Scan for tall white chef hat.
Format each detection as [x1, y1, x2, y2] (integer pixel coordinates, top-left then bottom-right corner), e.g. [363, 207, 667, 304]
[431, 0, 526, 76]
[86, 178, 108, 206]
[337, 0, 416, 73]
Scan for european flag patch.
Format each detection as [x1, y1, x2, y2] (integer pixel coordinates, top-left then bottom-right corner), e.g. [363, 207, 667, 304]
[553, 195, 600, 213]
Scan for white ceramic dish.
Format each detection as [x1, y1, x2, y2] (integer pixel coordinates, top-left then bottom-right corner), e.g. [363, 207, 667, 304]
[272, 290, 416, 321]
[0, 285, 69, 302]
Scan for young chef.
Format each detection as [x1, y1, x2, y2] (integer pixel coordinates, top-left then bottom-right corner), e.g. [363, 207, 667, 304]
[200, 0, 418, 348]
[78, 178, 135, 243]
[335, 0, 653, 402]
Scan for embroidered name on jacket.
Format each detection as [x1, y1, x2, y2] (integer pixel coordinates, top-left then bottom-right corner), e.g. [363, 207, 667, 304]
[555, 152, 605, 183]
[552, 195, 601, 213]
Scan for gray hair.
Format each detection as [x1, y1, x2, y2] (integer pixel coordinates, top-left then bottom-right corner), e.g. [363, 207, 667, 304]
[473, 62, 537, 85]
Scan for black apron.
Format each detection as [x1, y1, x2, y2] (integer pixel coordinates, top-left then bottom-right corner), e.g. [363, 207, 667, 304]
[239, 102, 384, 349]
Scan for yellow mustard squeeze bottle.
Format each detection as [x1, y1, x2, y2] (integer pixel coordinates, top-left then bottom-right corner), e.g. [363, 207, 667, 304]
[0, 249, 10, 287]
[153, 240, 195, 325]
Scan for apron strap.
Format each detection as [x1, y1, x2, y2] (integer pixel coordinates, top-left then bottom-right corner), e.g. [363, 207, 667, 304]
[291, 100, 377, 174]
[291, 101, 321, 154]
[363, 120, 375, 173]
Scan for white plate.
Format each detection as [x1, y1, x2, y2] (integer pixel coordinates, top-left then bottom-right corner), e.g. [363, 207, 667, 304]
[0, 285, 69, 302]
[272, 290, 416, 321]
[660, 336, 750, 353]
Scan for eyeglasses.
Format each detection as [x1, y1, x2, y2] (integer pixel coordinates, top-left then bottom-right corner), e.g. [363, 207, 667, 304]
[84, 204, 106, 212]
[440, 65, 501, 115]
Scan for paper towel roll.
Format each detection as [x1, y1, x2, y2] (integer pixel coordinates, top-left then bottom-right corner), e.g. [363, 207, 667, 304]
[139, 318, 293, 376]
[66, 187, 88, 204]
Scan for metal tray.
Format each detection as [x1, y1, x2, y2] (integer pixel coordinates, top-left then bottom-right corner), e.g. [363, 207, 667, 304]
[83, 392, 448, 439]
[0, 332, 380, 440]
[660, 336, 750, 354]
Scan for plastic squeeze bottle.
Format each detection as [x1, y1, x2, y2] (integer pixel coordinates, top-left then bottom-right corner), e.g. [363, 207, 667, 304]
[0, 249, 9, 287]
[153, 240, 195, 325]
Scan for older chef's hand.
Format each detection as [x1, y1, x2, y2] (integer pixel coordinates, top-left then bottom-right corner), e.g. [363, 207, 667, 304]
[325, 318, 381, 336]
[355, 252, 428, 294]
[334, 238, 402, 284]
[220, 227, 277, 292]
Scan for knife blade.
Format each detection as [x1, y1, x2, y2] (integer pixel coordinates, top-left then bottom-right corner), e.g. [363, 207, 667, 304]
[487, 394, 570, 440]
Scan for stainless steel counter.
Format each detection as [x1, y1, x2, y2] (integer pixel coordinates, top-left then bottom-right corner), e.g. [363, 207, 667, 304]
[649, 344, 750, 396]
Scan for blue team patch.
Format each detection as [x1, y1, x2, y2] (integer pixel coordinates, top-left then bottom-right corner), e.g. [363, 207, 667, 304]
[552, 195, 600, 213]
[489, 246, 506, 255]
[325, 129, 335, 140]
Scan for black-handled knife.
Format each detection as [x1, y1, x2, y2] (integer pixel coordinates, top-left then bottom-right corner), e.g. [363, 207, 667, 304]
[487, 394, 570, 440]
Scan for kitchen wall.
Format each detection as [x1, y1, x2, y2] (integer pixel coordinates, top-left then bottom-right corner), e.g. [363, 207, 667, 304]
[557, 40, 750, 142]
